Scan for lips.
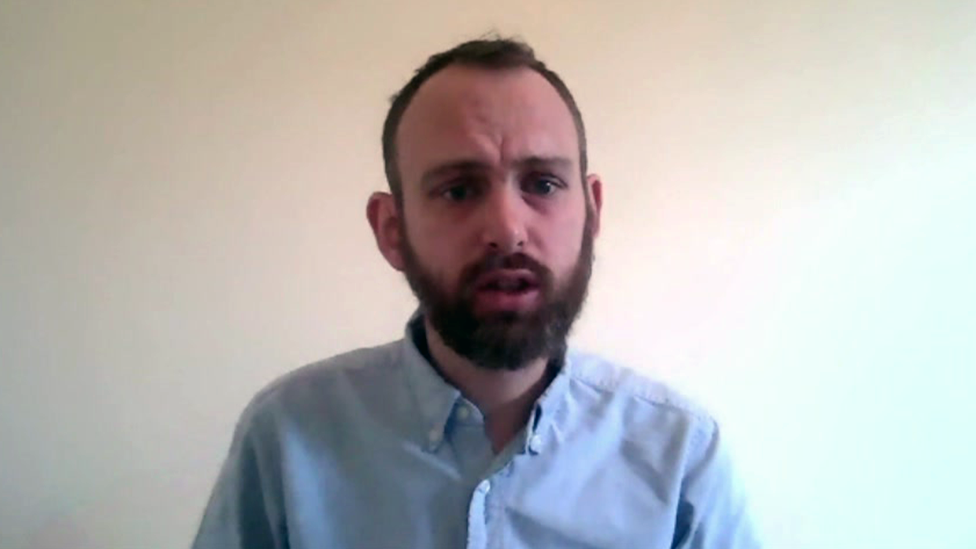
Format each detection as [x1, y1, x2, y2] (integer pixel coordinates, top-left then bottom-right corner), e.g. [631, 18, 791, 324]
[474, 269, 540, 293]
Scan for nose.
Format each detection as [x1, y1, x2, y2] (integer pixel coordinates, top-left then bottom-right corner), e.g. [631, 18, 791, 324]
[479, 185, 526, 254]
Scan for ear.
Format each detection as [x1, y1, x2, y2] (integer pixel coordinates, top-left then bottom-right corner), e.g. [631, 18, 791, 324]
[585, 173, 603, 237]
[366, 191, 406, 271]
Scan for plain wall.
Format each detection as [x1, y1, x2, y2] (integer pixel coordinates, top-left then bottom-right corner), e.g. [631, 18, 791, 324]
[2, 1, 974, 548]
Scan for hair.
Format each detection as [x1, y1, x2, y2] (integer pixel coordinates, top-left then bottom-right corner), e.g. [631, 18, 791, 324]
[381, 36, 588, 205]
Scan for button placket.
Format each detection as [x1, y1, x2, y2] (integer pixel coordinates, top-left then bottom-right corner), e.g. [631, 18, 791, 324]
[466, 479, 490, 549]
[426, 428, 442, 451]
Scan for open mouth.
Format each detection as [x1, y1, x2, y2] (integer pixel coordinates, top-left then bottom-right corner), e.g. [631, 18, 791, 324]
[475, 270, 539, 294]
[473, 270, 542, 311]
[482, 278, 535, 293]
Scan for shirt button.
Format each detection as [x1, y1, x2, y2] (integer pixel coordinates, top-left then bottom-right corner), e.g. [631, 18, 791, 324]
[477, 480, 492, 494]
[428, 429, 441, 444]
[456, 406, 470, 420]
[528, 434, 543, 454]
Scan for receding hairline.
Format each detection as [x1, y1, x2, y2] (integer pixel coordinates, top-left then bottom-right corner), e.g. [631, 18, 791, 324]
[381, 37, 589, 206]
[393, 65, 583, 179]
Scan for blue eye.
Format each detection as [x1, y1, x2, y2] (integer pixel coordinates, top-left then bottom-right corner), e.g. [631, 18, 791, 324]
[441, 183, 479, 202]
[525, 176, 561, 196]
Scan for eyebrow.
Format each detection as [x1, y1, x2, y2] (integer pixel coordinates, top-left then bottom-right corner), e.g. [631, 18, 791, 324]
[515, 155, 574, 172]
[420, 155, 574, 188]
[420, 160, 490, 189]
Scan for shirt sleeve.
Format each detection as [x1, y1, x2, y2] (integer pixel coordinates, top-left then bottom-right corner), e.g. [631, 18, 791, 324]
[191, 403, 286, 549]
[673, 418, 761, 549]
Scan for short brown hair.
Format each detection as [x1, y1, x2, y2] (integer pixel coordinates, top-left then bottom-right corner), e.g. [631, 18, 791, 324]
[381, 37, 588, 205]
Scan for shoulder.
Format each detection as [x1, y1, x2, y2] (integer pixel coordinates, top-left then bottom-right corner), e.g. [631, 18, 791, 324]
[563, 349, 718, 446]
[235, 340, 402, 431]
[565, 349, 713, 420]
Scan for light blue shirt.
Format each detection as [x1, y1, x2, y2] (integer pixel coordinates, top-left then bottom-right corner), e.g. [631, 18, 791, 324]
[193, 313, 759, 548]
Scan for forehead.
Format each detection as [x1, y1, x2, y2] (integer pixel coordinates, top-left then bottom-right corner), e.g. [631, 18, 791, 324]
[395, 65, 579, 185]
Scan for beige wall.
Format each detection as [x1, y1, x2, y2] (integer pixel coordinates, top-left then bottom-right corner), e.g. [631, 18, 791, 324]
[2, 1, 974, 548]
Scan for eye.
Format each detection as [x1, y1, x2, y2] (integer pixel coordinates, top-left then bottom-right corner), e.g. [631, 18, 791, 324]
[524, 175, 563, 196]
[440, 181, 482, 202]
[442, 185, 468, 202]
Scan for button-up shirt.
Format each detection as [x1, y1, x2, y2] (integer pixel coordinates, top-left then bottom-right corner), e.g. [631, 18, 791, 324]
[193, 314, 759, 548]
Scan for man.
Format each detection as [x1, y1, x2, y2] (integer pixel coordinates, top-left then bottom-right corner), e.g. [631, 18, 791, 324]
[193, 37, 759, 549]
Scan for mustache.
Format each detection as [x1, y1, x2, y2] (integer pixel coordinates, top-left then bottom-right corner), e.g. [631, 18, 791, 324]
[459, 252, 553, 293]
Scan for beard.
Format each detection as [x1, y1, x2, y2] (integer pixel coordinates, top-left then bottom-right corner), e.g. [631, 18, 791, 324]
[399, 210, 595, 371]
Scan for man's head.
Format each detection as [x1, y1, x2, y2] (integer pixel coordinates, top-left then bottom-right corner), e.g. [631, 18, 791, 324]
[367, 37, 603, 370]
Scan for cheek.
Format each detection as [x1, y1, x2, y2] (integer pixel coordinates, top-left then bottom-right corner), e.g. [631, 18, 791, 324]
[406, 216, 470, 283]
[538, 211, 587, 274]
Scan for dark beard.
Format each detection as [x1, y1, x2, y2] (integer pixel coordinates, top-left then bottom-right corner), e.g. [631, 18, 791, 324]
[399, 211, 595, 371]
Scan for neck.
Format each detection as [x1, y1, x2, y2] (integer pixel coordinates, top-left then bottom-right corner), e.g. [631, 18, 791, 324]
[423, 316, 554, 453]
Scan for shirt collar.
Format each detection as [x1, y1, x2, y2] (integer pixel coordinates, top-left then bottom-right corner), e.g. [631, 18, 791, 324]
[522, 350, 572, 455]
[399, 308, 573, 455]
[400, 310, 461, 452]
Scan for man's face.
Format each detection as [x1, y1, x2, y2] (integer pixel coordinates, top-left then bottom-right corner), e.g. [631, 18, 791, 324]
[393, 65, 600, 370]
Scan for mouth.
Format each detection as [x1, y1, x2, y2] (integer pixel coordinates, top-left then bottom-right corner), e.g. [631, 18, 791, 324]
[475, 269, 539, 291]
[472, 270, 542, 312]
